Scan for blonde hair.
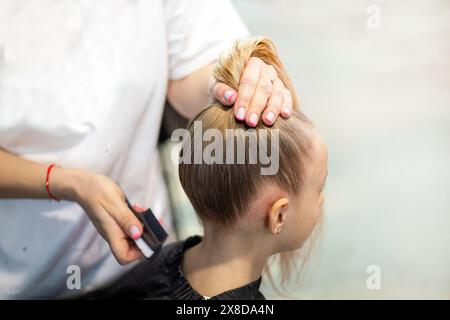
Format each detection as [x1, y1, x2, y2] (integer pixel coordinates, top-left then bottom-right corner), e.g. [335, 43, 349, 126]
[179, 37, 315, 288]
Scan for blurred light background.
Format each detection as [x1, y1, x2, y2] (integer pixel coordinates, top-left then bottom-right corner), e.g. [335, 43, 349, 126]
[223, 0, 450, 299]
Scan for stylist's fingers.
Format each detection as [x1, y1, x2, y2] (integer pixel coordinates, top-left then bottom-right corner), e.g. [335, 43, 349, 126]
[262, 77, 285, 125]
[280, 88, 293, 118]
[73, 171, 145, 264]
[233, 57, 264, 121]
[213, 82, 237, 106]
[89, 204, 142, 264]
[103, 222, 143, 264]
[109, 201, 143, 241]
[245, 74, 273, 127]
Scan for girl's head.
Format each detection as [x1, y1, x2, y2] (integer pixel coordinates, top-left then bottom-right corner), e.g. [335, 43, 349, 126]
[179, 37, 327, 266]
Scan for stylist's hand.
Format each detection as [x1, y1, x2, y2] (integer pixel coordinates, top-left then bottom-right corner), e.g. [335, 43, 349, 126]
[52, 167, 144, 264]
[212, 57, 292, 127]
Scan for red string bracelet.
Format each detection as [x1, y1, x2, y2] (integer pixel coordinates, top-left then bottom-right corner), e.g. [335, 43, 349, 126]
[45, 163, 60, 201]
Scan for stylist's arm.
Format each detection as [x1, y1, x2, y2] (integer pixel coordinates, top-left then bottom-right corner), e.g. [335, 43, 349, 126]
[0, 148, 143, 264]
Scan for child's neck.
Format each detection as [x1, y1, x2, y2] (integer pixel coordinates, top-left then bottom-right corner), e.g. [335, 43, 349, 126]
[183, 228, 270, 298]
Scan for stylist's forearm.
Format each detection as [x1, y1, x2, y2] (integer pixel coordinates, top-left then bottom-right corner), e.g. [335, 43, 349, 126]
[167, 63, 215, 119]
[0, 148, 77, 200]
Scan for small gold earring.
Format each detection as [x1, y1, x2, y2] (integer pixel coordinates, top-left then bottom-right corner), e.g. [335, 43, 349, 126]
[276, 226, 282, 234]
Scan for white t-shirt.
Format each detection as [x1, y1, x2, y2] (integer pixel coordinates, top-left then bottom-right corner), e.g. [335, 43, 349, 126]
[0, 0, 248, 299]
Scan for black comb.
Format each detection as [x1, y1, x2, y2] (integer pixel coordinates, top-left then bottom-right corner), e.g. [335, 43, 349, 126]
[125, 197, 168, 257]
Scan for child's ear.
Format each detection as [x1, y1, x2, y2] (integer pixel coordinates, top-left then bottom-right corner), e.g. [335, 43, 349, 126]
[267, 197, 289, 235]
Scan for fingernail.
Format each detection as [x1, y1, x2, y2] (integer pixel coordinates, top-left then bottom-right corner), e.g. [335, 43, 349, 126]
[130, 225, 141, 240]
[236, 107, 246, 120]
[248, 113, 258, 127]
[224, 90, 235, 103]
[282, 106, 291, 116]
[265, 111, 275, 124]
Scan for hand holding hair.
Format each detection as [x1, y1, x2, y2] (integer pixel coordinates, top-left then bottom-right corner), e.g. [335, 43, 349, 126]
[212, 38, 294, 127]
